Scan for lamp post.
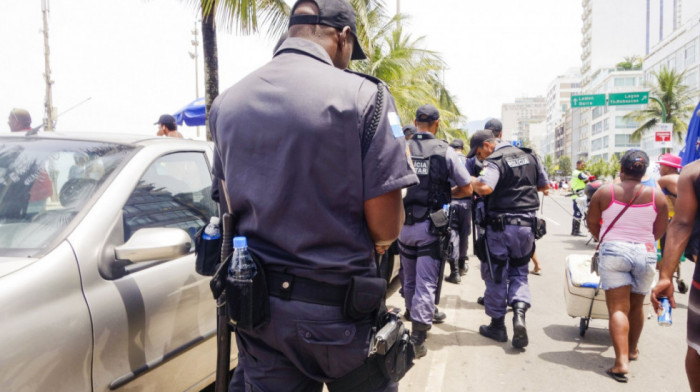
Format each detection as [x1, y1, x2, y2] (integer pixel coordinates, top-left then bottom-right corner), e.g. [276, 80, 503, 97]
[189, 20, 201, 138]
[41, 0, 56, 131]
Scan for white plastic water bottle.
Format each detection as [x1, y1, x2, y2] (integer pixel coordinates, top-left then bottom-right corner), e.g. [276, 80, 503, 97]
[202, 217, 221, 240]
[229, 236, 257, 279]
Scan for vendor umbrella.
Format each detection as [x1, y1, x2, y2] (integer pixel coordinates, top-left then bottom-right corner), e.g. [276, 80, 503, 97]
[173, 97, 205, 127]
[680, 100, 700, 166]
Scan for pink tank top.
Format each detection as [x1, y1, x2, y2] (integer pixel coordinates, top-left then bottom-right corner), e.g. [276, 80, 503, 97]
[600, 184, 657, 244]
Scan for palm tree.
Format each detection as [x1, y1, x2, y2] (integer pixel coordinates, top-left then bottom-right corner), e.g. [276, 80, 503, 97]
[190, 0, 289, 140]
[616, 55, 642, 71]
[349, 4, 464, 140]
[625, 66, 695, 142]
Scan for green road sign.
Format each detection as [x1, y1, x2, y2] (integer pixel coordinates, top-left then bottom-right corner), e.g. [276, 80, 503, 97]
[571, 94, 606, 108]
[608, 91, 649, 105]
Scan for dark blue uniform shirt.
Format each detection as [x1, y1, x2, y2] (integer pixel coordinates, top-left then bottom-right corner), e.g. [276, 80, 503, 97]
[210, 37, 418, 285]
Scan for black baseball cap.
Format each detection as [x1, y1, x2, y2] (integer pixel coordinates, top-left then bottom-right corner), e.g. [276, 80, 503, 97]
[289, 0, 367, 60]
[449, 139, 464, 149]
[620, 149, 649, 176]
[402, 124, 416, 136]
[467, 130, 495, 158]
[415, 104, 440, 122]
[484, 118, 502, 136]
[154, 114, 177, 127]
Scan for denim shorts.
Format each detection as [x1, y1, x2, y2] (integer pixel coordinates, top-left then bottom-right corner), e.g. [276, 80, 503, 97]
[598, 241, 657, 294]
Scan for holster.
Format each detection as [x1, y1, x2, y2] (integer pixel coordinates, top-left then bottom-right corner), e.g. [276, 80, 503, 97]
[428, 208, 450, 236]
[343, 276, 387, 321]
[534, 218, 547, 240]
[194, 226, 222, 276]
[225, 253, 270, 330]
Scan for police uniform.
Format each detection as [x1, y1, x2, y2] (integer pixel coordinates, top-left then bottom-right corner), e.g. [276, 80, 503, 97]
[400, 129, 471, 354]
[445, 140, 472, 283]
[210, 23, 418, 392]
[471, 138, 548, 349]
[571, 167, 589, 235]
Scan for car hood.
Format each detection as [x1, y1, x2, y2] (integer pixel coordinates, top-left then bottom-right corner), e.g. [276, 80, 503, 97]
[0, 257, 37, 278]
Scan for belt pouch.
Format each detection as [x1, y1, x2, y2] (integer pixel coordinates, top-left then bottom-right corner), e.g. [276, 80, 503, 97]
[226, 254, 270, 330]
[428, 209, 449, 236]
[194, 227, 222, 276]
[534, 218, 547, 240]
[343, 276, 387, 321]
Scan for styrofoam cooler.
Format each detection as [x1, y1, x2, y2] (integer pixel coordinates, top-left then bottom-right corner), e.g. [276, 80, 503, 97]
[564, 254, 655, 320]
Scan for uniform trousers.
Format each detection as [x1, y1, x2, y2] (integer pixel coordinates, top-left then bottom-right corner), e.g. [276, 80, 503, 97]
[450, 198, 472, 260]
[234, 297, 396, 392]
[399, 220, 440, 326]
[480, 223, 534, 319]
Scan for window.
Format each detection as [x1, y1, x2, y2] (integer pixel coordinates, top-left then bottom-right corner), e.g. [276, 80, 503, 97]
[122, 152, 218, 248]
[604, 118, 610, 130]
[614, 77, 635, 86]
[615, 134, 641, 147]
[615, 116, 638, 128]
[592, 121, 603, 135]
[592, 107, 603, 119]
[592, 137, 603, 151]
[603, 135, 609, 148]
[686, 43, 696, 66]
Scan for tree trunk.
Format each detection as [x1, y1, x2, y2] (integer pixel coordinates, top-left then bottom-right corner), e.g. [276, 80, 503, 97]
[202, 2, 219, 141]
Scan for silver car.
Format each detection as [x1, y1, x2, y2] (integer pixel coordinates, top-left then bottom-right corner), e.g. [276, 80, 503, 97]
[0, 133, 235, 391]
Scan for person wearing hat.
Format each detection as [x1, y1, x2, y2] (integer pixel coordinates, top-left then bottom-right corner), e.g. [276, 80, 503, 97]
[155, 114, 183, 138]
[468, 129, 549, 349]
[8, 108, 32, 132]
[445, 138, 472, 283]
[209, 0, 418, 390]
[657, 153, 683, 217]
[402, 124, 416, 141]
[399, 104, 472, 357]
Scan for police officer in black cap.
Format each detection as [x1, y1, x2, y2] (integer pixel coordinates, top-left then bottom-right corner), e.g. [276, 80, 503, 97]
[468, 130, 549, 349]
[400, 104, 472, 357]
[445, 138, 471, 283]
[209, 0, 418, 390]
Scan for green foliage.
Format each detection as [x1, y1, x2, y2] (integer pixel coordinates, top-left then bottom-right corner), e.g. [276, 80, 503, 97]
[585, 156, 621, 179]
[543, 154, 555, 178]
[558, 156, 572, 176]
[349, 4, 463, 140]
[616, 55, 642, 71]
[625, 66, 696, 142]
[194, 0, 290, 36]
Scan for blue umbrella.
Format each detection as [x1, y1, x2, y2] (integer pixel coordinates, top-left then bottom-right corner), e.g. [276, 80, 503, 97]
[680, 100, 700, 166]
[173, 97, 205, 126]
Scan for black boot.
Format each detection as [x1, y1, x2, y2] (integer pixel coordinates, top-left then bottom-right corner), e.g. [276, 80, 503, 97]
[411, 322, 430, 358]
[479, 316, 507, 342]
[445, 258, 461, 284]
[512, 302, 530, 349]
[477, 296, 485, 306]
[433, 307, 446, 324]
[571, 219, 585, 236]
[458, 257, 469, 276]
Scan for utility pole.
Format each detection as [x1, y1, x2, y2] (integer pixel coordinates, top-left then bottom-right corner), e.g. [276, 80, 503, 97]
[41, 0, 56, 131]
[396, 0, 400, 14]
[189, 20, 201, 138]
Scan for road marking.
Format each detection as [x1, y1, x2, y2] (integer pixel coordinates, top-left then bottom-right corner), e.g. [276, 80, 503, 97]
[425, 296, 457, 392]
[544, 216, 560, 226]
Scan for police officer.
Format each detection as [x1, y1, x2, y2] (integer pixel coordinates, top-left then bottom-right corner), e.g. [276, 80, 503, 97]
[571, 160, 590, 236]
[445, 138, 472, 283]
[400, 104, 472, 357]
[467, 130, 549, 349]
[209, 0, 418, 390]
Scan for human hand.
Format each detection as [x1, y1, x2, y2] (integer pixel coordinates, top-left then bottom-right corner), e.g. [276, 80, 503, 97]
[651, 278, 676, 314]
[375, 244, 390, 255]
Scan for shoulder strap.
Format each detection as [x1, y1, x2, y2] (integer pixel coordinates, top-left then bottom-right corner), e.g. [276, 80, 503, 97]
[597, 185, 645, 248]
[361, 83, 384, 160]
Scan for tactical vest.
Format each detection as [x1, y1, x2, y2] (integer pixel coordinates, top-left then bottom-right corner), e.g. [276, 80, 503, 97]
[403, 133, 451, 223]
[485, 145, 540, 214]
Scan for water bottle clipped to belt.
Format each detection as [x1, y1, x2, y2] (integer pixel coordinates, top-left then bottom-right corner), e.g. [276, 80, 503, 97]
[195, 217, 222, 276]
[226, 236, 270, 330]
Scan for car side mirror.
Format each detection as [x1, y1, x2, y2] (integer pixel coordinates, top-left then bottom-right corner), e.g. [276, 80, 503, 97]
[115, 228, 191, 263]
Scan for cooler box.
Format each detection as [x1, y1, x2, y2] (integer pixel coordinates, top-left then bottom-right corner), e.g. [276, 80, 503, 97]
[564, 254, 655, 320]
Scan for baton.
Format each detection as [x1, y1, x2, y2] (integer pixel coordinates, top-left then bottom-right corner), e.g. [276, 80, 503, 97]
[215, 213, 234, 392]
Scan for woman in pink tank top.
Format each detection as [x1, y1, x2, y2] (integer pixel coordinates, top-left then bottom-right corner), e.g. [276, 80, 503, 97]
[587, 150, 668, 383]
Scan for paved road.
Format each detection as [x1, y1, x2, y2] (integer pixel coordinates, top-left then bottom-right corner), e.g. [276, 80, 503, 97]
[390, 194, 694, 392]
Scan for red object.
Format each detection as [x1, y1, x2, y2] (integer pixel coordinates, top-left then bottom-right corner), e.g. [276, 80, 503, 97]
[658, 153, 682, 169]
[655, 131, 672, 142]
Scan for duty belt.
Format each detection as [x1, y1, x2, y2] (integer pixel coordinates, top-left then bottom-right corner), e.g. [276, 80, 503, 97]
[267, 270, 347, 307]
[485, 215, 535, 230]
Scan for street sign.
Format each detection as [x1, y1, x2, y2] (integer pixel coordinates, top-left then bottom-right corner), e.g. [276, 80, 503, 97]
[655, 123, 673, 149]
[571, 94, 606, 108]
[608, 91, 649, 106]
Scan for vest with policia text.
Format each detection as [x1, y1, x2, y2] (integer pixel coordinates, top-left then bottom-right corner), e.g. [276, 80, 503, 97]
[403, 133, 451, 223]
[485, 145, 540, 214]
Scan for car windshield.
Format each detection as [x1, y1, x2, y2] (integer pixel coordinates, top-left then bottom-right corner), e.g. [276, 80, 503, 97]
[0, 138, 134, 257]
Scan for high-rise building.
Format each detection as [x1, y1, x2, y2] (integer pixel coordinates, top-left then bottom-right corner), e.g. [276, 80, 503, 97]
[546, 70, 581, 161]
[501, 97, 546, 144]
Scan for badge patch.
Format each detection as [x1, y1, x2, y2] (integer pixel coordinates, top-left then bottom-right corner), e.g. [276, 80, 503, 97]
[388, 112, 403, 138]
[412, 157, 429, 176]
[505, 157, 529, 168]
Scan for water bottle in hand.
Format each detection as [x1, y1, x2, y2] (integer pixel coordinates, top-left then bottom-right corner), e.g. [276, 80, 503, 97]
[202, 217, 221, 240]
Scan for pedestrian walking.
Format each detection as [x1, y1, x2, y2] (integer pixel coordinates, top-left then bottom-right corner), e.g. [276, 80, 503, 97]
[209, 0, 418, 390]
[400, 104, 472, 357]
[468, 130, 550, 349]
[587, 150, 668, 383]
